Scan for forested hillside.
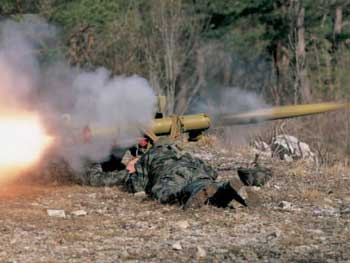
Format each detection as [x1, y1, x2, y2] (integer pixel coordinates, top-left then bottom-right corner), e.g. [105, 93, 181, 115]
[1, 0, 349, 113]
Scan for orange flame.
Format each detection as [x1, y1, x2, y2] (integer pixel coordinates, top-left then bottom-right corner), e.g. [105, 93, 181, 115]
[0, 113, 52, 182]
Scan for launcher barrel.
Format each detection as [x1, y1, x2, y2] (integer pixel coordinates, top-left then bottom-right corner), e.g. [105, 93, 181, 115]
[216, 102, 350, 126]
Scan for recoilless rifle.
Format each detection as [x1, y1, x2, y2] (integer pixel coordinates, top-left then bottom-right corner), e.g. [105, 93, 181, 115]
[84, 97, 350, 143]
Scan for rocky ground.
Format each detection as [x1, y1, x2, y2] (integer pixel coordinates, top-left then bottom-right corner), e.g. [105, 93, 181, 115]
[0, 141, 350, 263]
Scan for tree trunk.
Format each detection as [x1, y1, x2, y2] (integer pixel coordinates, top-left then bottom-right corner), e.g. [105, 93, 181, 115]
[174, 46, 206, 114]
[333, 6, 346, 98]
[334, 6, 343, 37]
[272, 41, 283, 105]
[296, 5, 312, 103]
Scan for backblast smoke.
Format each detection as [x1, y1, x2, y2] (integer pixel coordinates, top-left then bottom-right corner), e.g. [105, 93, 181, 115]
[0, 16, 156, 174]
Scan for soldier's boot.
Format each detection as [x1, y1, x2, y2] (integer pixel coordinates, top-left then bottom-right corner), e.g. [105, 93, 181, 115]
[182, 180, 248, 209]
[237, 166, 272, 187]
[182, 183, 218, 210]
[207, 180, 248, 208]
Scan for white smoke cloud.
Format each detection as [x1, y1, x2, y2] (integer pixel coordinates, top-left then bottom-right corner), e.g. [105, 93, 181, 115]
[191, 87, 269, 118]
[0, 16, 156, 170]
[190, 87, 270, 147]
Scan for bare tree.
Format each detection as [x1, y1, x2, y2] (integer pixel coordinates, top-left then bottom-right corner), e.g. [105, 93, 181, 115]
[334, 6, 343, 37]
[145, 0, 206, 114]
[295, 3, 312, 103]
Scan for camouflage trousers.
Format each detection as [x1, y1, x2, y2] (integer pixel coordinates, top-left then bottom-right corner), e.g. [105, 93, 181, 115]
[144, 165, 220, 205]
[80, 164, 130, 189]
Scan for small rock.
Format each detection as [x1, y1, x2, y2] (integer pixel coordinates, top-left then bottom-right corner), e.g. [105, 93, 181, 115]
[266, 231, 279, 241]
[176, 220, 190, 229]
[134, 191, 147, 199]
[278, 201, 293, 210]
[238, 187, 248, 199]
[47, 209, 66, 218]
[71, 210, 87, 216]
[323, 198, 333, 205]
[307, 229, 324, 235]
[120, 250, 130, 258]
[250, 186, 261, 192]
[196, 246, 207, 258]
[172, 242, 182, 250]
[313, 207, 339, 217]
[88, 193, 97, 199]
[95, 208, 107, 214]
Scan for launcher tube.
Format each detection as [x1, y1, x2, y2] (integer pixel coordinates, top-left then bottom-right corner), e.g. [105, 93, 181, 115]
[152, 114, 210, 135]
[217, 102, 350, 126]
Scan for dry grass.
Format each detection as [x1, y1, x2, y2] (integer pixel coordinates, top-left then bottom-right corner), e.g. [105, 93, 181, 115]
[286, 161, 314, 177]
[195, 134, 218, 147]
[301, 189, 322, 202]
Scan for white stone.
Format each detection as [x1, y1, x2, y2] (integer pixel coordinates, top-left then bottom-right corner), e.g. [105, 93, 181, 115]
[134, 191, 147, 199]
[121, 250, 130, 258]
[172, 242, 182, 250]
[71, 210, 87, 216]
[196, 246, 207, 258]
[176, 220, 190, 229]
[278, 201, 293, 210]
[47, 209, 66, 218]
[313, 207, 339, 217]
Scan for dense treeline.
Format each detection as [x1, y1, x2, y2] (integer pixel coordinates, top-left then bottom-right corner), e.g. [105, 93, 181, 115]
[1, 0, 350, 114]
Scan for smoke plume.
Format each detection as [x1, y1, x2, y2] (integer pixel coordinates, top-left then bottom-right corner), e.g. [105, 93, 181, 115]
[191, 87, 268, 116]
[0, 16, 156, 170]
[191, 87, 270, 146]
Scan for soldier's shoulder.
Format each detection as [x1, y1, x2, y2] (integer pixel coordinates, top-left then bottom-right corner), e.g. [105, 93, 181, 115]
[153, 137, 174, 146]
[146, 139, 184, 160]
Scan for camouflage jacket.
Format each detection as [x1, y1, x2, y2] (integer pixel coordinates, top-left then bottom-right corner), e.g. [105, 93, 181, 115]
[128, 144, 218, 195]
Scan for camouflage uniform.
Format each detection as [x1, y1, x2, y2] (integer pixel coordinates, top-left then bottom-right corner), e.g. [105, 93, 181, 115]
[82, 143, 270, 208]
[83, 144, 218, 201]
[132, 144, 219, 204]
[82, 163, 130, 188]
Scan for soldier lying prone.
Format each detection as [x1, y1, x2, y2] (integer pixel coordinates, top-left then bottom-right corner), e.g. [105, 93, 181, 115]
[80, 142, 272, 209]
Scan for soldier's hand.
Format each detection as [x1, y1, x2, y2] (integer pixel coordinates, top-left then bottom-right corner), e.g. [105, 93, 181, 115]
[126, 158, 139, 173]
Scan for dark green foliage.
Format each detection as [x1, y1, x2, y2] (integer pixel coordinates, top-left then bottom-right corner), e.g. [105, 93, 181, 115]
[0, 0, 349, 106]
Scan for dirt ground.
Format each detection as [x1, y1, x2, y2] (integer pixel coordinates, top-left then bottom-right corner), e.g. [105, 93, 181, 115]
[0, 144, 349, 263]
